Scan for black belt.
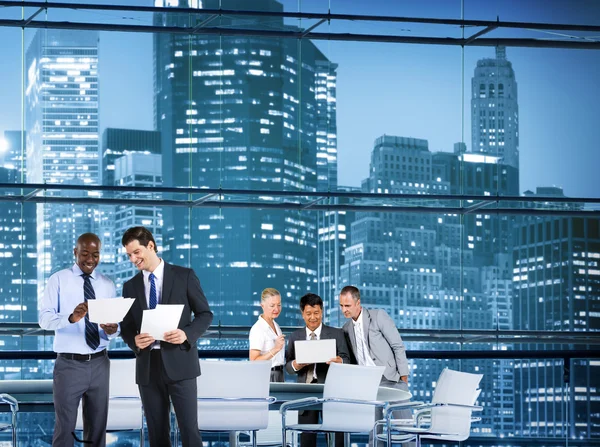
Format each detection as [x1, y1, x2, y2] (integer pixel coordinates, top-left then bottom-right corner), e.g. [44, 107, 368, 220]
[58, 350, 106, 362]
[271, 365, 283, 371]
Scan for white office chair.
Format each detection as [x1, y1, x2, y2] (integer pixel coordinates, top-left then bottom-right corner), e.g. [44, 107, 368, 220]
[238, 410, 299, 447]
[0, 393, 18, 446]
[280, 363, 385, 446]
[196, 360, 275, 447]
[76, 359, 144, 445]
[378, 367, 483, 447]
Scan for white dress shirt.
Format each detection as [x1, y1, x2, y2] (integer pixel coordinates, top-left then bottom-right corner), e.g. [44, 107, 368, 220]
[142, 259, 164, 308]
[305, 324, 323, 380]
[249, 316, 284, 367]
[143, 259, 164, 349]
[353, 311, 376, 367]
[39, 264, 117, 354]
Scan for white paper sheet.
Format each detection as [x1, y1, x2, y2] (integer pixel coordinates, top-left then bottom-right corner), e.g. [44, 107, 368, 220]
[295, 338, 336, 364]
[140, 304, 184, 341]
[87, 297, 135, 324]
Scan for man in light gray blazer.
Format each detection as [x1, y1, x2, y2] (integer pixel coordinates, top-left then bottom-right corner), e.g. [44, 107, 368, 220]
[339, 285, 411, 446]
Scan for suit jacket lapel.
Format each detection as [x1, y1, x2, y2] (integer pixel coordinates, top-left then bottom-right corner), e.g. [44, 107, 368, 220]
[161, 262, 174, 305]
[133, 273, 147, 311]
[347, 322, 358, 355]
[362, 308, 371, 348]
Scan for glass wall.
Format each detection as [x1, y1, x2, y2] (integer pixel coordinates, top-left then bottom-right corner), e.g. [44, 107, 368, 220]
[1, 0, 599, 445]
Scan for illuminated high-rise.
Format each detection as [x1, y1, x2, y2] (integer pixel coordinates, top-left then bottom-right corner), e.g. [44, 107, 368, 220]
[25, 30, 100, 292]
[471, 46, 519, 169]
[154, 0, 337, 325]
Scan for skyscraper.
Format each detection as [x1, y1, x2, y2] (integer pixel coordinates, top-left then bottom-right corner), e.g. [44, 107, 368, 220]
[471, 46, 519, 170]
[154, 0, 337, 326]
[25, 29, 100, 292]
[513, 214, 600, 438]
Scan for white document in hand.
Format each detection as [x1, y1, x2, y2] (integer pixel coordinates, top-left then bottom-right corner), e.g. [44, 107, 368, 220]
[141, 304, 184, 341]
[295, 338, 336, 364]
[87, 297, 135, 324]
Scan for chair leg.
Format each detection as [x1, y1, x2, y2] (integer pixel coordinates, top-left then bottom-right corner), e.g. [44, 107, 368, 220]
[281, 412, 286, 447]
[252, 430, 257, 447]
[415, 435, 421, 447]
[12, 411, 17, 447]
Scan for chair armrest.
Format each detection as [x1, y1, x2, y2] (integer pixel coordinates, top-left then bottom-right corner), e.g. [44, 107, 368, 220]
[198, 396, 276, 404]
[279, 397, 321, 414]
[322, 397, 387, 407]
[0, 394, 19, 413]
[384, 400, 425, 415]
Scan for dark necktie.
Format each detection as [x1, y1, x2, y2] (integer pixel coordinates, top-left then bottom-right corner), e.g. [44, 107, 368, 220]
[149, 273, 157, 309]
[81, 273, 100, 350]
[305, 331, 317, 383]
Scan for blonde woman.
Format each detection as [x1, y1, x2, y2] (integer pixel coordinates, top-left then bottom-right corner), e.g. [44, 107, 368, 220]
[249, 288, 286, 382]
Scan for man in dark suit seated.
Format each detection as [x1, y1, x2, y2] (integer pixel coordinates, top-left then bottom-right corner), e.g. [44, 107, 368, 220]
[285, 293, 350, 447]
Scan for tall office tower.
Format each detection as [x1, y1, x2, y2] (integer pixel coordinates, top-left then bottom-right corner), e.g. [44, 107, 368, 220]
[513, 215, 600, 439]
[25, 30, 100, 294]
[99, 128, 162, 280]
[0, 167, 38, 379]
[102, 128, 162, 187]
[315, 59, 338, 191]
[154, 0, 336, 326]
[471, 46, 519, 170]
[318, 186, 358, 326]
[113, 153, 163, 291]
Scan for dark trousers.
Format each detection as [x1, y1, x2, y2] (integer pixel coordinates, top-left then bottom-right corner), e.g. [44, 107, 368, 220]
[298, 410, 344, 447]
[52, 352, 109, 447]
[139, 350, 202, 447]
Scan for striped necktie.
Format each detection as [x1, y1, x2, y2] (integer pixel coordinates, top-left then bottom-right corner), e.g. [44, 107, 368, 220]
[81, 274, 100, 350]
[305, 331, 317, 383]
[355, 322, 367, 366]
[149, 272, 157, 309]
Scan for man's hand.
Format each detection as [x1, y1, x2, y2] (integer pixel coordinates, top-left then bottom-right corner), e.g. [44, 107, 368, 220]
[164, 329, 187, 345]
[292, 360, 309, 370]
[400, 375, 408, 384]
[135, 333, 155, 350]
[69, 302, 88, 323]
[100, 323, 118, 335]
[326, 356, 343, 365]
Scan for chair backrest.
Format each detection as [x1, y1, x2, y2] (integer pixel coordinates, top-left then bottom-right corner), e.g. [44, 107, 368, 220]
[320, 363, 384, 433]
[427, 367, 483, 441]
[253, 410, 299, 447]
[109, 359, 139, 398]
[197, 360, 272, 431]
[76, 359, 142, 431]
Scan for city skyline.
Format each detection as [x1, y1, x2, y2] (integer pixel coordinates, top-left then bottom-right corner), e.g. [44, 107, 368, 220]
[0, 1, 598, 444]
[0, 0, 599, 198]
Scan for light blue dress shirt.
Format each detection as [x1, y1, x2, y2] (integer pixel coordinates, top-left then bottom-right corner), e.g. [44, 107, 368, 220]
[39, 264, 118, 354]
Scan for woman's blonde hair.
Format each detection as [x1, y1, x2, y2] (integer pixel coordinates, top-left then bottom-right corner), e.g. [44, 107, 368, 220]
[261, 288, 281, 302]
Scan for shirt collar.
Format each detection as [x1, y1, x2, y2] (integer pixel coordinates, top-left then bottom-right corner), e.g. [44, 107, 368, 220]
[306, 324, 322, 338]
[72, 263, 95, 280]
[143, 258, 164, 282]
[352, 309, 364, 327]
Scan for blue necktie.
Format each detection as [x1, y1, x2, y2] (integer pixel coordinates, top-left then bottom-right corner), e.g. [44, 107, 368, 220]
[81, 274, 100, 350]
[149, 273, 157, 309]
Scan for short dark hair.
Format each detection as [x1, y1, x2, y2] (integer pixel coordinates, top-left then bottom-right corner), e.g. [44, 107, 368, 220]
[300, 293, 323, 311]
[77, 233, 101, 247]
[121, 226, 158, 253]
[340, 285, 360, 301]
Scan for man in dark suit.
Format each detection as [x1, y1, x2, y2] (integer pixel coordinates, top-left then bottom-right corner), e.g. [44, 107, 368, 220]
[120, 227, 213, 447]
[285, 293, 350, 447]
